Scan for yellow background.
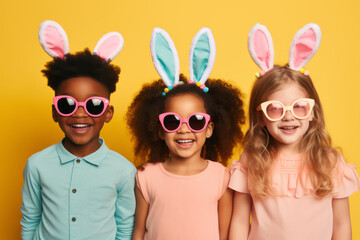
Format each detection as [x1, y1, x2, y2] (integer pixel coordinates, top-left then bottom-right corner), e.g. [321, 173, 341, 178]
[1, 0, 359, 238]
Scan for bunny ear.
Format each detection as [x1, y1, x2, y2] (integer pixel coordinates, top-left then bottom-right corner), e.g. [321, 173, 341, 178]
[38, 20, 69, 58]
[93, 32, 124, 61]
[189, 27, 216, 85]
[248, 23, 274, 71]
[150, 28, 180, 87]
[289, 23, 321, 70]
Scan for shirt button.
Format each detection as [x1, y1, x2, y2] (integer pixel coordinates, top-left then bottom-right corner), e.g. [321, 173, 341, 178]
[72, 217, 76, 222]
[72, 189, 77, 193]
[76, 159, 80, 163]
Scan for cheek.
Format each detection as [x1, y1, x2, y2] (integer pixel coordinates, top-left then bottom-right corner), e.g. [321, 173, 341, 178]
[262, 118, 274, 129]
[302, 119, 311, 130]
[93, 118, 106, 129]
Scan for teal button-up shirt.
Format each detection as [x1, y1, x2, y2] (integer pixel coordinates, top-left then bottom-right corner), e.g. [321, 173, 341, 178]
[21, 138, 136, 240]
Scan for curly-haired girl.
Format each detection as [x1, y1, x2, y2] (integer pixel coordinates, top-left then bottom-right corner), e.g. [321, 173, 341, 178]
[128, 28, 245, 240]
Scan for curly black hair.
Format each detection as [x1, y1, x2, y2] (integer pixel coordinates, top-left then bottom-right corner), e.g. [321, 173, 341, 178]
[42, 49, 120, 93]
[127, 74, 246, 168]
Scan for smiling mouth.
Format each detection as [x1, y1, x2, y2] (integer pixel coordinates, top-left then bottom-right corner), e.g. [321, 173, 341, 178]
[71, 124, 91, 128]
[176, 139, 194, 144]
[279, 126, 298, 130]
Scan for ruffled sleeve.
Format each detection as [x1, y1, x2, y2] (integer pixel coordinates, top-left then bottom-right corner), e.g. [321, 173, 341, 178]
[333, 156, 360, 199]
[228, 154, 249, 193]
[220, 168, 230, 197]
[136, 166, 150, 204]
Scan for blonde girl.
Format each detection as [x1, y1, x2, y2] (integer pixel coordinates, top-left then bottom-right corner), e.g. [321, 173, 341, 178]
[229, 23, 360, 240]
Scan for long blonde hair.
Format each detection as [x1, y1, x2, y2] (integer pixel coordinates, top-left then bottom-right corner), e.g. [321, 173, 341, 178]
[245, 65, 338, 198]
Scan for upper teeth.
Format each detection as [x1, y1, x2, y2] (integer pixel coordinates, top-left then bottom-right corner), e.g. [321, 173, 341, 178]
[72, 124, 88, 128]
[282, 127, 296, 130]
[177, 140, 193, 143]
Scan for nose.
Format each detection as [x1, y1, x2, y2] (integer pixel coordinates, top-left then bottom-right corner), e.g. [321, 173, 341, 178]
[72, 106, 88, 117]
[177, 122, 191, 133]
[282, 109, 295, 121]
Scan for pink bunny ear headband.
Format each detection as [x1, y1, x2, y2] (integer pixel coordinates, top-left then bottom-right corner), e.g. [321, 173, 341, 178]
[150, 27, 216, 96]
[38, 20, 124, 61]
[248, 23, 321, 78]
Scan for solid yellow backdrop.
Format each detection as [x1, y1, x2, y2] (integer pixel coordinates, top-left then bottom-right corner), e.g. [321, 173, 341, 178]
[1, 0, 359, 238]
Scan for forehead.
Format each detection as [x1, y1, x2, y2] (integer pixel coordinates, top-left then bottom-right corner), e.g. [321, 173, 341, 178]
[266, 81, 309, 104]
[164, 93, 206, 115]
[56, 76, 110, 99]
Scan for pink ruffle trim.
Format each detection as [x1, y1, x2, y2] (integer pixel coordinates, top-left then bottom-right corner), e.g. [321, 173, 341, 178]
[228, 160, 248, 193]
[229, 158, 360, 199]
[271, 170, 313, 198]
[333, 162, 360, 198]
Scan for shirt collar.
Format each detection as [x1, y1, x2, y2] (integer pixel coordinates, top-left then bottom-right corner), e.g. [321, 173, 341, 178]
[56, 138, 109, 166]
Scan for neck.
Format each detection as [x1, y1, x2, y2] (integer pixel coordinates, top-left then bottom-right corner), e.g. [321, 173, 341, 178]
[275, 142, 301, 155]
[62, 138, 101, 157]
[163, 155, 208, 176]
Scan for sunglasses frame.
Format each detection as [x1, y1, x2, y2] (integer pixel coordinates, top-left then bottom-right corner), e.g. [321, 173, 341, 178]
[256, 98, 315, 121]
[53, 95, 110, 117]
[159, 112, 211, 133]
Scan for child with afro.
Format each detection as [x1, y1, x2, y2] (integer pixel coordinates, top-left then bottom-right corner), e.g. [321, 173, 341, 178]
[20, 21, 136, 240]
[128, 28, 245, 239]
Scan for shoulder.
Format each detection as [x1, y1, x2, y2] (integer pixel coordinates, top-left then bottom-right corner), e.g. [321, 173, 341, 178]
[136, 163, 162, 202]
[136, 163, 164, 187]
[207, 161, 230, 184]
[229, 153, 248, 172]
[26, 144, 58, 167]
[137, 162, 161, 175]
[24, 144, 58, 178]
[208, 160, 228, 171]
[228, 153, 250, 193]
[106, 149, 136, 172]
[206, 160, 229, 178]
[332, 153, 360, 198]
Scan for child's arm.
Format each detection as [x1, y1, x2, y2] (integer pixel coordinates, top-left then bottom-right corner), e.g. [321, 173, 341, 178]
[218, 187, 233, 240]
[132, 185, 149, 240]
[20, 160, 42, 240]
[229, 192, 252, 240]
[115, 167, 137, 240]
[332, 197, 352, 240]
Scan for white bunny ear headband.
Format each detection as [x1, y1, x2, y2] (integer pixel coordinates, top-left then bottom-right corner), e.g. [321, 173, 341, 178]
[150, 27, 216, 96]
[38, 20, 124, 61]
[248, 23, 321, 78]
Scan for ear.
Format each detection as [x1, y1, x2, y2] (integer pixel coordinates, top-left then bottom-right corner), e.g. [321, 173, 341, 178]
[39, 20, 69, 58]
[308, 109, 314, 121]
[289, 23, 321, 70]
[104, 105, 114, 123]
[158, 127, 165, 140]
[93, 32, 124, 61]
[189, 27, 216, 87]
[205, 122, 214, 138]
[257, 112, 266, 127]
[52, 105, 59, 122]
[248, 23, 274, 72]
[150, 28, 180, 88]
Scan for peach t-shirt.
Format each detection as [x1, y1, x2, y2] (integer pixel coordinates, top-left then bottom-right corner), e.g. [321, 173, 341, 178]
[137, 160, 230, 240]
[229, 153, 360, 240]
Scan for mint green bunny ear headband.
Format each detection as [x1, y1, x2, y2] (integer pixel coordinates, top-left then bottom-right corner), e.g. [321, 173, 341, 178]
[150, 27, 216, 96]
